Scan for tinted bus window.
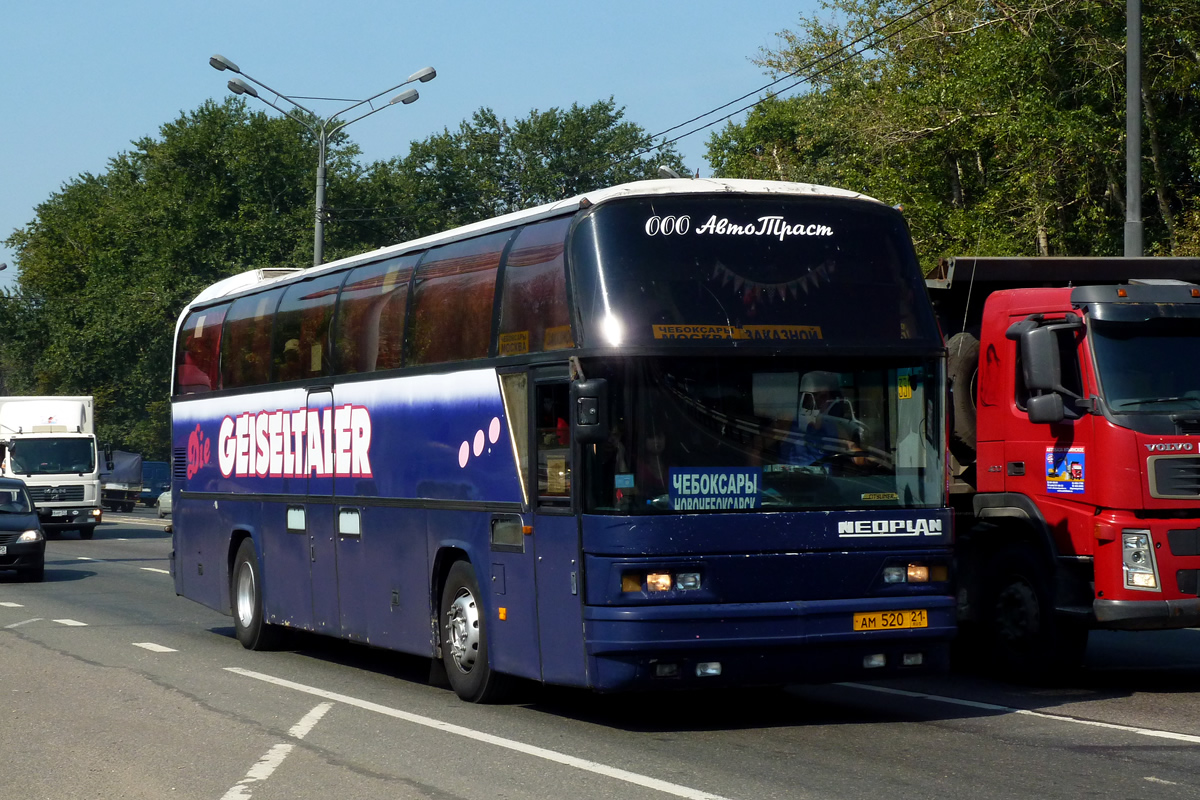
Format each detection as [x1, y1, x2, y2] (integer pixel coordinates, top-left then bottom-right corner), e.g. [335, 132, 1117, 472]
[333, 255, 417, 375]
[221, 288, 285, 389]
[498, 217, 574, 355]
[407, 232, 510, 365]
[273, 271, 346, 382]
[175, 303, 228, 395]
[570, 196, 939, 348]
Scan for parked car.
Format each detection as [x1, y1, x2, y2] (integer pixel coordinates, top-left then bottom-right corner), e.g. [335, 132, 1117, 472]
[0, 477, 46, 582]
[157, 490, 172, 519]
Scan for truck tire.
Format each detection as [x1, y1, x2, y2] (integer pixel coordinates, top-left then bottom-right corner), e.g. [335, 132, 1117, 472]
[947, 331, 979, 462]
[980, 545, 1087, 679]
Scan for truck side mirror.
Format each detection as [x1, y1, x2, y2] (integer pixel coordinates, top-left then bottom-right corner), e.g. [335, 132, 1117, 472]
[571, 378, 609, 444]
[1019, 326, 1061, 392]
[1027, 393, 1065, 424]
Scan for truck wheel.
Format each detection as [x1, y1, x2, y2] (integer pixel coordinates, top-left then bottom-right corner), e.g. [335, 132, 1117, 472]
[982, 546, 1085, 678]
[78, 525, 95, 540]
[232, 539, 284, 651]
[947, 332, 979, 462]
[440, 561, 508, 703]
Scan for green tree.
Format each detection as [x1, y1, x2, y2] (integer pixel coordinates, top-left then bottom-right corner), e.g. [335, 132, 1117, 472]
[708, 0, 1200, 266]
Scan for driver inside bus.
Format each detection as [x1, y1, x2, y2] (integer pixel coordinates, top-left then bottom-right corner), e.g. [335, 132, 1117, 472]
[780, 371, 859, 467]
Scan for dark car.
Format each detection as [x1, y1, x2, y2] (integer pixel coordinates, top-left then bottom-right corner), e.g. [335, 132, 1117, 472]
[0, 477, 46, 582]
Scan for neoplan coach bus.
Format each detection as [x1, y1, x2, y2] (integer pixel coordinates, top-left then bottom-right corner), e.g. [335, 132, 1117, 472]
[170, 178, 954, 702]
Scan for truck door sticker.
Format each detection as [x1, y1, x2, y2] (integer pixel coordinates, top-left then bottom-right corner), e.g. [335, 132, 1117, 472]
[1046, 446, 1086, 494]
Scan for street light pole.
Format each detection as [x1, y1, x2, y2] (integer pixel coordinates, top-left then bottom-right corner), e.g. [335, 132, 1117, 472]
[209, 55, 434, 266]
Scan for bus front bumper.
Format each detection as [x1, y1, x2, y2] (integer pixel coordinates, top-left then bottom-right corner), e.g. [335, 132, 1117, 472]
[582, 596, 956, 691]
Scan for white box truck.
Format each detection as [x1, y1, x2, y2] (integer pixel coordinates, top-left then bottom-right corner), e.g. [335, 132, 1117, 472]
[0, 396, 104, 538]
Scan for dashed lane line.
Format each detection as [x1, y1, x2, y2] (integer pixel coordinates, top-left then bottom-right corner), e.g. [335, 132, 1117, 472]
[133, 642, 177, 653]
[228, 667, 733, 800]
[53, 619, 87, 626]
[0, 602, 24, 607]
[219, 702, 333, 800]
[141, 567, 171, 574]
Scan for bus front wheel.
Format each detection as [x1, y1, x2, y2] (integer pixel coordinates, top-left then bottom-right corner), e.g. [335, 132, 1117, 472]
[440, 561, 508, 703]
[232, 539, 284, 651]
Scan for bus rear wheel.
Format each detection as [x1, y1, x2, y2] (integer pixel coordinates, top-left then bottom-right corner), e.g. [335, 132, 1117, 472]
[232, 539, 284, 651]
[440, 561, 508, 703]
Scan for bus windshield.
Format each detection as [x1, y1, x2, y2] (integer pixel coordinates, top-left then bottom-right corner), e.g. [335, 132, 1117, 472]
[1091, 318, 1200, 412]
[581, 356, 944, 513]
[570, 195, 939, 348]
[8, 437, 96, 476]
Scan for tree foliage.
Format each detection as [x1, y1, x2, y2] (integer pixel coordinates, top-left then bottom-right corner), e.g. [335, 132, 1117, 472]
[0, 97, 680, 457]
[707, 0, 1200, 266]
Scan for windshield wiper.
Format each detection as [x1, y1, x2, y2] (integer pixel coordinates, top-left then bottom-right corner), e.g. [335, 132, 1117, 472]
[1113, 396, 1200, 408]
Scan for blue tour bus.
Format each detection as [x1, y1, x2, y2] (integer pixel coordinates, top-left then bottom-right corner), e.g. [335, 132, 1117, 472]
[170, 178, 953, 702]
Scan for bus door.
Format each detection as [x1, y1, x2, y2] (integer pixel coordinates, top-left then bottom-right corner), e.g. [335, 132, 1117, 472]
[532, 376, 587, 686]
[306, 388, 340, 634]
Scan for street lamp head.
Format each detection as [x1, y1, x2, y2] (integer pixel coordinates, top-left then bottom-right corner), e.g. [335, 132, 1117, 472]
[409, 66, 436, 83]
[228, 78, 259, 98]
[391, 89, 419, 105]
[209, 54, 241, 74]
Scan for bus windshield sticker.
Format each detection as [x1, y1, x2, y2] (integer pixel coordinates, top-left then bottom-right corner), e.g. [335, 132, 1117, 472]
[545, 325, 574, 350]
[653, 324, 822, 341]
[669, 467, 762, 511]
[1045, 446, 1085, 495]
[498, 331, 530, 356]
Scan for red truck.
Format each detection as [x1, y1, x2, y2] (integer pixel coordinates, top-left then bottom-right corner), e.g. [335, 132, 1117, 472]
[929, 256, 1200, 674]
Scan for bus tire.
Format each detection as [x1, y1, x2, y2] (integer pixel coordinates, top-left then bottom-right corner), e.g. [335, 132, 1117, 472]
[440, 561, 508, 703]
[78, 525, 95, 540]
[232, 539, 284, 651]
[947, 331, 979, 462]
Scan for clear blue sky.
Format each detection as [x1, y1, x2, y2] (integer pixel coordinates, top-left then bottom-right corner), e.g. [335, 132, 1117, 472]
[0, 0, 820, 291]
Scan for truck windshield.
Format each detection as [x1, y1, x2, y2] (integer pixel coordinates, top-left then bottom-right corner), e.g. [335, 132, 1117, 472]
[1091, 318, 1200, 412]
[8, 438, 96, 475]
[581, 357, 944, 513]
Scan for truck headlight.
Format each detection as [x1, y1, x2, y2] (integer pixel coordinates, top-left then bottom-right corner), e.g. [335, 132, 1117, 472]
[1122, 530, 1160, 591]
[17, 529, 43, 543]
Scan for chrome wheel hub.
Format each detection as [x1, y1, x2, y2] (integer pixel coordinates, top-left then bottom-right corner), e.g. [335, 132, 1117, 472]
[446, 587, 480, 674]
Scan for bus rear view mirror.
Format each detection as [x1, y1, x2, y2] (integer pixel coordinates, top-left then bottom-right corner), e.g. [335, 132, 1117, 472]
[571, 378, 609, 444]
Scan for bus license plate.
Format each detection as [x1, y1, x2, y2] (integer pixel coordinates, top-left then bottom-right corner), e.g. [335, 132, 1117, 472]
[853, 609, 928, 631]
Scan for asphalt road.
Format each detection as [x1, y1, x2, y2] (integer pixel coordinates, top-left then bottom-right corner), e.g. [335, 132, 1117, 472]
[2, 508, 1199, 799]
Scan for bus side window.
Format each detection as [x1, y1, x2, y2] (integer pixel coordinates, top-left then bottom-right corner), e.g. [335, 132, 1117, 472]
[175, 303, 228, 395]
[536, 383, 571, 504]
[334, 255, 416, 375]
[498, 218, 574, 355]
[272, 271, 346, 383]
[407, 232, 509, 366]
[222, 288, 285, 389]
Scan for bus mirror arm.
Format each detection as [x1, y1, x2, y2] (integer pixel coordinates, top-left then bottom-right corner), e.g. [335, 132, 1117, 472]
[571, 378, 610, 444]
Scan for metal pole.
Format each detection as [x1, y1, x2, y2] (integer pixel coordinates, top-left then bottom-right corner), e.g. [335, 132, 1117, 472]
[1124, 0, 1143, 257]
[314, 132, 327, 266]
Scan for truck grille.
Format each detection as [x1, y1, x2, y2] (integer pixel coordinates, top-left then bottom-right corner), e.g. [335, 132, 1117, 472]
[1149, 456, 1200, 499]
[28, 485, 85, 503]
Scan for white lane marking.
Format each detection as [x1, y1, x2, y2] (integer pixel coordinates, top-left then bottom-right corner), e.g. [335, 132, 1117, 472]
[288, 702, 334, 740]
[842, 683, 1200, 744]
[0, 601, 24, 607]
[53, 619, 88, 626]
[5, 618, 42, 629]
[76, 557, 94, 561]
[228, 667, 733, 800]
[133, 642, 177, 653]
[1146, 777, 1179, 785]
[219, 743, 294, 800]
[141, 567, 171, 574]
[219, 702, 332, 800]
